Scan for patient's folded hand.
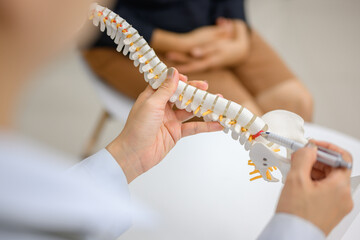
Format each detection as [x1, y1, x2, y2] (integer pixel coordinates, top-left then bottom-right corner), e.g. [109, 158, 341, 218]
[151, 24, 231, 54]
[166, 20, 250, 74]
[106, 68, 223, 183]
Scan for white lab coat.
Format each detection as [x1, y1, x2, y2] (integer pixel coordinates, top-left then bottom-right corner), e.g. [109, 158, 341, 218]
[0, 131, 325, 240]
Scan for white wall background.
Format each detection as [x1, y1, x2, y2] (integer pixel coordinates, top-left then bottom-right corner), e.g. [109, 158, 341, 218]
[247, 0, 360, 139]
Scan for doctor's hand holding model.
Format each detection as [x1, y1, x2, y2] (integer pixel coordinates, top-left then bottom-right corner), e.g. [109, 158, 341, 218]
[108, 68, 354, 239]
[0, 0, 353, 239]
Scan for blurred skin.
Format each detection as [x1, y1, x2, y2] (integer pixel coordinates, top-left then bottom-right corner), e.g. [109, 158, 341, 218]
[0, 0, 90, 126]
[152, 17, 249, 74]
[0, 0, 352, 236]
[0, 0, 89, 74]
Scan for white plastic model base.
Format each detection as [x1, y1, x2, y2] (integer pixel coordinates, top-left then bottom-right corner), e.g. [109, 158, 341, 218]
[89, 3, 309, 183]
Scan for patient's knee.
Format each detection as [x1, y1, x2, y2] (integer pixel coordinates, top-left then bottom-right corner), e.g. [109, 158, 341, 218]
[256, 79, 314, 122]
[292, 83, 313, 121]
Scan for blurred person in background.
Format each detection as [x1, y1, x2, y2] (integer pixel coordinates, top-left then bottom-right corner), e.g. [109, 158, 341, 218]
[84, 0, 313, 121]
[0, 0, 352, 239]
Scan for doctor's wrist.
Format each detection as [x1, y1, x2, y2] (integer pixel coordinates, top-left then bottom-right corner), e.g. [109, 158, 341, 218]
[106, 137, 143, 184]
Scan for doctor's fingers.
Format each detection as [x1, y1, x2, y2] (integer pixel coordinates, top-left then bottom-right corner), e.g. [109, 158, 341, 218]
[133, 72, 187, 112]
[312, 161, 332, 177]
[313, 140, 352, 179]
[289, 146, 318, 180]
[181, 121, 223, 138]
[320, 166, 352, 187]
[138, 73, 187, 102]
[311, 168, 327, 181]
[312, 140, 353, 164]
[179, 74, 188, 82]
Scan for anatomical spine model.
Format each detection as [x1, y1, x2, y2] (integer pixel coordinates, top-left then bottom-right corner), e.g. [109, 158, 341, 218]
[89, 3, 309, 183]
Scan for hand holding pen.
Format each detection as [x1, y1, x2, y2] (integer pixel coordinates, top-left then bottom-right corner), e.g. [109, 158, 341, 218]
[261, 132, 353, 169]
[275, 140, 353, 236]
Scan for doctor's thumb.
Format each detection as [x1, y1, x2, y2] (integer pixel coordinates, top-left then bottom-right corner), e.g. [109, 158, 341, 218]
[290, 143, 317, 176]
[151, 67, 179, 106]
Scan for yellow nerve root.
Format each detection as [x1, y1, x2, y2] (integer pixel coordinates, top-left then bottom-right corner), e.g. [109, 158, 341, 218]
[202, 110, 213, 116]
[194, 106, 201, 114]
[248, 160, 255, 166]
[250, 175, 262, 181]
[229, 120, 237, 125]
[266, 170, 272, 180]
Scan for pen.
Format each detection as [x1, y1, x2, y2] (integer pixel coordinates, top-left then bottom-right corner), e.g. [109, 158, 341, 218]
[261, 132, 352, 169]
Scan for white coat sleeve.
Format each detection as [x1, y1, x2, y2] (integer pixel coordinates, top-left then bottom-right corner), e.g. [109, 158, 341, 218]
[257, 213, 325, 240]
[70, 148, 130, 206]
[0, 146, 132, 240]
[66, 148, 133, 239]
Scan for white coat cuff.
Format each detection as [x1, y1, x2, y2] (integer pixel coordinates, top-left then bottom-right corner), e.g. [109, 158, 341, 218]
[258, 213, 325, 240]
[79, 149, 130, 196]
